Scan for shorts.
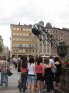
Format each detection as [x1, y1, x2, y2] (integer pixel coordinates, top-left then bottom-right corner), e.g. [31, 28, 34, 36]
[27, 75, 36, 83]
[36, 73, 43, 81]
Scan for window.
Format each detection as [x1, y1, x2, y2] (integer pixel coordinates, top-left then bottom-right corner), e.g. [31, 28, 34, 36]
[28, 49, 31, 52]
[28, 29, 31, 31]
[26, 28, 28, 31]
[19, 33, 22, 36]
[12, 33, 16, 35]
[23, 28, 26, 31]
[23, 49, 25, 53]
[16, 33, 18, 36]
[13, 27, 16, 30]
[13, 38, 15, 40]
[17, 27, 20, 31]
[27, 33, 29, 36]
[33, 50, 34, 52]
[21, 28, 23, 31]
[22, 44, 25, 47]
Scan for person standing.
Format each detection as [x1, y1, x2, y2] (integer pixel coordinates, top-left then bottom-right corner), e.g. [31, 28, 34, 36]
[0, 56, 9, 87]
[18, 57, 28, 92]
[54, 57, 62, 88]
[12, 56, 17, 69]
[35, 57, 44, 93]
[27, 57, 36, 93]
[44, 58, 54, 93]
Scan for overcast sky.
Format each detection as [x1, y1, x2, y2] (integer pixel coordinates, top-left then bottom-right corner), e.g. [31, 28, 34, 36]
[0, 0, 69, 49]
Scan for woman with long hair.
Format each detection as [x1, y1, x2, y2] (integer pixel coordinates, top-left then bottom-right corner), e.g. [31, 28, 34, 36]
[35, 57, 44, 93]
[27, 57, 36, 93]
[44, 58, 54, 93]
[18, 57, 28, 92]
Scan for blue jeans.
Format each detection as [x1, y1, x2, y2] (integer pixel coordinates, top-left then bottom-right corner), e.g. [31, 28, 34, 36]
[1, 71, 8, 86]
[27, 75, 36, 83]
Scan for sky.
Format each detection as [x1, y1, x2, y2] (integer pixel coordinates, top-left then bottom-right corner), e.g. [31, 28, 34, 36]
[0, 0, 69, 49]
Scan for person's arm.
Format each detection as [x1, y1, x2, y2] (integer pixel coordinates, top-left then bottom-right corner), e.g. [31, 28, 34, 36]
[6, 61, 10, 70]
[42, 63, 45, 75]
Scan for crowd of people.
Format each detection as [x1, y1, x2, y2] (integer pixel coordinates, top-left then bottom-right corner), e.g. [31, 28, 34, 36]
[0, 55, 62, 93]
[15, 56, 62, 93]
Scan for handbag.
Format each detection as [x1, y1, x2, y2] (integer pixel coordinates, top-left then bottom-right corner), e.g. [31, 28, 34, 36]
[7, 69, 13, 76]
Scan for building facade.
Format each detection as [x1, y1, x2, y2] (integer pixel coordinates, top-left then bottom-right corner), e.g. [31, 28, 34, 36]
[47, 28, 64, 56]
[44, 27, 69, 56]
[10, 23, 69, 57]
[10, 24, 40, 57]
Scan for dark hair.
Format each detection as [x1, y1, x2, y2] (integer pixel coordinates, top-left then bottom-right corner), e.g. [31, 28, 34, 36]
[37, 57, 42, 65]
[29, 57, 34, 64]
[54, 57, 62, 64]
[49, 56, 53, 58]
[44, 58, 49, 64]
[21, 61, 27, 68]
[21, 57, 27, 68]
[21, 56, 27, 62]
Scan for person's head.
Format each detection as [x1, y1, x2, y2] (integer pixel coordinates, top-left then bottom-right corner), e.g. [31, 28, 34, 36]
[37, 57, 42, 65]
[21, 61, 27, 68]
[44, 58, 49, 64]
[21, 56, 27, 63]
[29, 57, 34, 64]
[20, 56, 27, 68]
[49, 56, 53, 59]
[54, 57, 61, 63]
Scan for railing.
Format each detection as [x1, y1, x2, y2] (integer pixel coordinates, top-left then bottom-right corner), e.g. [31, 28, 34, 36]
[61, 67, 69, 92]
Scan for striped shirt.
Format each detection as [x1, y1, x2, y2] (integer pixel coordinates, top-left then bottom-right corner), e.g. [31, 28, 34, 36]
[0, 60, 9, 72]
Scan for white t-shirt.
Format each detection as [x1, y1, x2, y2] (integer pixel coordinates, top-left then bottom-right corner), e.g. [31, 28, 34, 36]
[49, 59, 54, 64]
[28, 63, 35, 75]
